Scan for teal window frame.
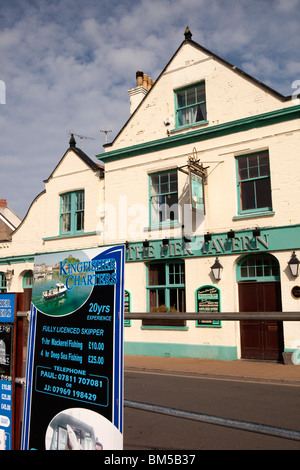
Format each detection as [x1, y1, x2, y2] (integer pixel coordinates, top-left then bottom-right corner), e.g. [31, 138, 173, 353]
[236, 151, 272, 215]
[175, 82, 207, 129]
[60, 190, 84, 235]
[237, 254, 280, 282]
[149, 170, 178, 227]
[143, 260, 186, 328]
[22, 271, 33, 288]
[0, 272, 7, 293]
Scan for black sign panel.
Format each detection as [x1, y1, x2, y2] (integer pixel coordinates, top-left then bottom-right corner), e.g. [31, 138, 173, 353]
[196, 286, 221, 327]
[22, 247, 124, 450]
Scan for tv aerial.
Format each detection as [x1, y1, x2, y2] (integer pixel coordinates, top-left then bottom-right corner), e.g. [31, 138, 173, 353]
[100, 129, 112, 144]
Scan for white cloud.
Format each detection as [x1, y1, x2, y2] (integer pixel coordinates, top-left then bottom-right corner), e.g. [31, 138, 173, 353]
[0, 0, 299, 217]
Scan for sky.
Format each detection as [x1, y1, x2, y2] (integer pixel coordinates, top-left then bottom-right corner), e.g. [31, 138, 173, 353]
[0, 0, 299, 219]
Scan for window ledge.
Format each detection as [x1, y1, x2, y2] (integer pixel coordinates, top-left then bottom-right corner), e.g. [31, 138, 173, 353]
[43, 231, 98, 241]
[233, 211, 275, 221]
[169, 120, 209, 134]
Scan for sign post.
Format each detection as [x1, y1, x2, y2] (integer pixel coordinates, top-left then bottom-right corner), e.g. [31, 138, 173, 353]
[21, 246, 125, 450]
[0, 293, 16, 450]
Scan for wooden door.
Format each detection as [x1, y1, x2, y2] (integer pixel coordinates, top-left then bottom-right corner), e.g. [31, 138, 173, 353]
[239, 282, 284, 361]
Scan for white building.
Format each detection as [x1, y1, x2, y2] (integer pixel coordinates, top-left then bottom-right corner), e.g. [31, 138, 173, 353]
[96, 28, 300, 362]
[1, 28, 299, 363]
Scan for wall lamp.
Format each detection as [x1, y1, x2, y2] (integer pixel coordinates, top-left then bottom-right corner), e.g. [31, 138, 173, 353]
[143, 240, 149, 248]
[162, 238, 169, 246]
[288, 251, 300, 277]
[252, 228, 261, 237]
[211, 257, 223, 280]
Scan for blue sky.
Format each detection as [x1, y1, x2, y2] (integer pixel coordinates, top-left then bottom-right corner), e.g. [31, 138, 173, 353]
[0, 0, 299, 218]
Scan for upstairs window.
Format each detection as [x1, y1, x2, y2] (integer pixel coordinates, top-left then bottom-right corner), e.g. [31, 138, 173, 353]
[175, 82, 206, 128]
[60, 191, 84, 235]
[149, 170, 178, 226]
[236, 151, 272, 214]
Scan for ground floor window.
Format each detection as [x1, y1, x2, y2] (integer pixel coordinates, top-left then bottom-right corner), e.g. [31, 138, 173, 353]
[143, 261, 186, 327]
[238, 254, 280, 281]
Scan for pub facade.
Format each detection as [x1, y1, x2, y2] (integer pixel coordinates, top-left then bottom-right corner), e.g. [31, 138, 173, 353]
[0, 29, 299, 363]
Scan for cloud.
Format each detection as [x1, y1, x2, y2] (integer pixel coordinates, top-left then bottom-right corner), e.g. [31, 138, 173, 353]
[0, 0, 299, 218]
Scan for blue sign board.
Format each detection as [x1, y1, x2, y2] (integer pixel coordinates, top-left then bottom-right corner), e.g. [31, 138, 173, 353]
[22, 246, 125, 450]
[0, 293, 16, 450]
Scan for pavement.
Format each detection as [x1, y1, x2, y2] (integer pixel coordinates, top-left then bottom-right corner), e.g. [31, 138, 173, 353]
[124, 355, 300, 385]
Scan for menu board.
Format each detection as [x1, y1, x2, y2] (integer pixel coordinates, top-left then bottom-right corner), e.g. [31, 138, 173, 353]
[196, 286, 221, 327]
[21, 246, 124, 450]
[0, 293, 16, 450]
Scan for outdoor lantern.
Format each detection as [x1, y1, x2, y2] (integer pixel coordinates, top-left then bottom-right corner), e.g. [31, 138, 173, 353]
[288, 251, 300, 277]
[211, 257, 223, 280]
[227, 229, 235, 239]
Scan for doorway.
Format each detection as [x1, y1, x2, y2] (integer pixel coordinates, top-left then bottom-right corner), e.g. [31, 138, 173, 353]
[238, 255, 284, 361]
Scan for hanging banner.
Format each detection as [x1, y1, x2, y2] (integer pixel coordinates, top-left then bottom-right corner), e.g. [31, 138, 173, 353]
[0, 293, 16, 450]
[21, 246, 125, 450]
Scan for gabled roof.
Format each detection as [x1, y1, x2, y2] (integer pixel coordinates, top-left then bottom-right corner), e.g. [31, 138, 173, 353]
[0, 201, 22, 241]
[12, 136, 104, 236]
[103, 27, 291, 150]
[44, 134, 104, 183]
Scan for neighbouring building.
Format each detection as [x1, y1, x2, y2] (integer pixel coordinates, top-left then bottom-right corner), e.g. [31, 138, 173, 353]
[95, 27, 300, 362]
[0, 198, 22, 293]
[0, 135, 104, 316]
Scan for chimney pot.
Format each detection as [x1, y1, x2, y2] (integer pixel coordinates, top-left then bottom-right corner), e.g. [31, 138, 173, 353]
[136, 70, 143, 87]
[0, 199, 7, 208]
[142, 73, 148, 88]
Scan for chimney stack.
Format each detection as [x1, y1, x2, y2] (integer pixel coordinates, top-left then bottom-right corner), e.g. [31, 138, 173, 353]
[0, 199, 7, 208]
[128, 70, 155, 114]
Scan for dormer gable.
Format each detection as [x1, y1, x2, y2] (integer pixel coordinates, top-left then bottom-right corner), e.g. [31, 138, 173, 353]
[44, 134, 103, 183]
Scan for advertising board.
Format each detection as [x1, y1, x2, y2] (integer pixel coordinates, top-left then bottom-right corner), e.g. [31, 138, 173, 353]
[21, 246, 125, 450]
